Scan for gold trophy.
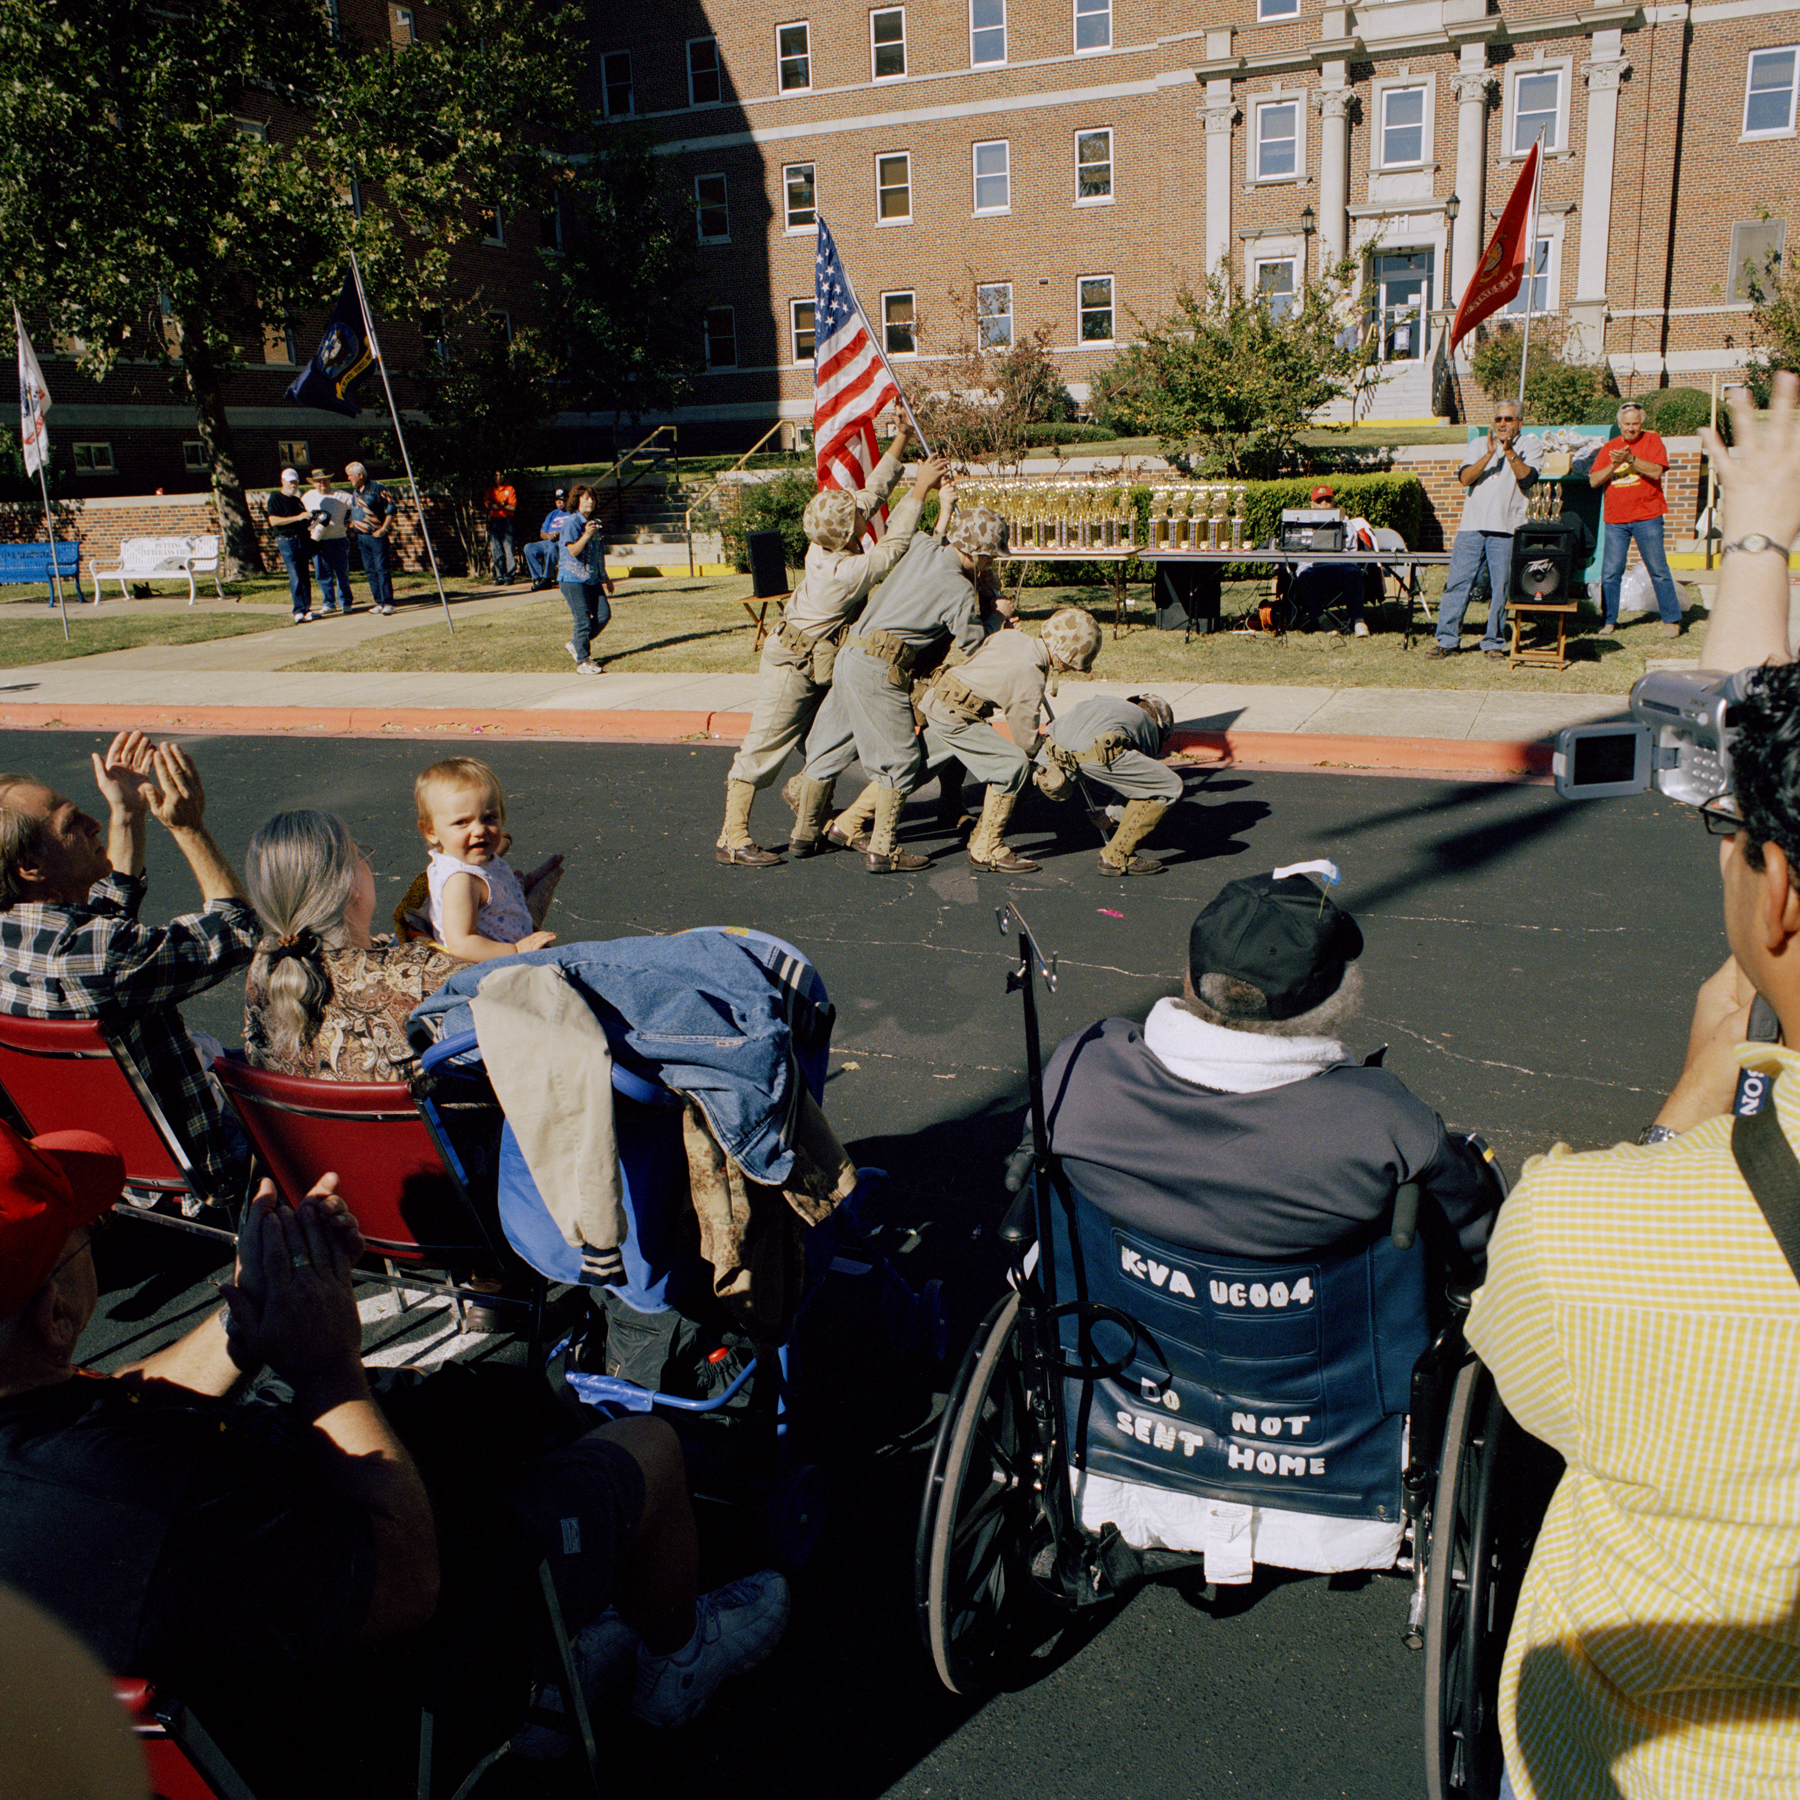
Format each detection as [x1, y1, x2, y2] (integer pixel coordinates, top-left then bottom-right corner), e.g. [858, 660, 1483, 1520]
[1229, 485, 1247, 551]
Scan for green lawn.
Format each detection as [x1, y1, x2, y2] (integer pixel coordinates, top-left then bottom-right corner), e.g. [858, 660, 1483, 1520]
[288, 569, 1703, 694]
[0, 606, 285, 665]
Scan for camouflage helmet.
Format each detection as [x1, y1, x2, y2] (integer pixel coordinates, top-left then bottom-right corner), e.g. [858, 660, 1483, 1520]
[946, 504, 1008, 559]
[1042, 607, 1101, 673]
[1129, 693, 1175, 749]
[802, 486, 860, 552]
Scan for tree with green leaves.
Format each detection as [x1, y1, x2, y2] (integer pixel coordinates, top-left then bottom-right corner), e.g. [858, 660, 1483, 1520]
[1746, 246, 1800, 407]
[0, 0, 576, 573]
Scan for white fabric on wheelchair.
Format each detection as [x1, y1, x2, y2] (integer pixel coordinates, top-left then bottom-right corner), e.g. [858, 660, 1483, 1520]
[1140, 998, 1346, 1096]
[1070, 1468, 1403, 1584]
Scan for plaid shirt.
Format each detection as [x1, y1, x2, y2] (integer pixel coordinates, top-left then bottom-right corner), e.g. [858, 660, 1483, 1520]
[0, 872, 259, 1199]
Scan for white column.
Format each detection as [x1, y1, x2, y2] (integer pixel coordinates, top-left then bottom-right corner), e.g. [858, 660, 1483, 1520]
[1576, 32, 1629, 304]
[1449, 59, 1493, 313]
[1202, 86, 1238, 280]
[1315, 84, 1352, 267]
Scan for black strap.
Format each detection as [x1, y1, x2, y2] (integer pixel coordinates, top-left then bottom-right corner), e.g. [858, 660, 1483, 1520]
[1730, 1103, 1800, 1284]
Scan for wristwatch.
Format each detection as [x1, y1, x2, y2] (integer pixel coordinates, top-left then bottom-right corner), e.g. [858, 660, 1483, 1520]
[1722, 534, 1792, 558]
[1637, 1123, 1680, 1146]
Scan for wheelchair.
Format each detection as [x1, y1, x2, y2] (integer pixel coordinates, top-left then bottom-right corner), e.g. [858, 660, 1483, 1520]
[915, 905, 1561, 1800]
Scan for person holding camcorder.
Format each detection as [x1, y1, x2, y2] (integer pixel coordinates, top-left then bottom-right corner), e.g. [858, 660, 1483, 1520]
[1467, 371, 1800, 1800]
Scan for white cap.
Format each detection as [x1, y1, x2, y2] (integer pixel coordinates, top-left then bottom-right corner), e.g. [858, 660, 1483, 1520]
[280, 467, 299, 484]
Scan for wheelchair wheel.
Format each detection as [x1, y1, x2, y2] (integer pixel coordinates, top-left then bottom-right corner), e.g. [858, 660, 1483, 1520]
[1423, 1359, 1562, 1800]
[915, 1292, 1044, 1695]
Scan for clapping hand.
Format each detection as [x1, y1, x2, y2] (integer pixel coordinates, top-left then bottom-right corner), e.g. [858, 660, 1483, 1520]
[91, 730, 157, 822]
[1701, 368, 1800, 554]
[146, 743, 209, 833]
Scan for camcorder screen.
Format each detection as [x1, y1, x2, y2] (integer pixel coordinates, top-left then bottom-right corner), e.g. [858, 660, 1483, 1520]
[1572, 732, 1641, 787]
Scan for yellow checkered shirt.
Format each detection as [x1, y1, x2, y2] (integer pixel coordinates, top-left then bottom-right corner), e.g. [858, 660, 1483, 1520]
[1466, 1043, 1800, 1800]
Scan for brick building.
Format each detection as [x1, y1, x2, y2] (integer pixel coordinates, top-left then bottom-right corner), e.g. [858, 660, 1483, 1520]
[598, 0, 1798, 432]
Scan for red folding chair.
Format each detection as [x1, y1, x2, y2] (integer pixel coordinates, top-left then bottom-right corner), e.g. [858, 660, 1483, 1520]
[212, 1054, 546, 1361]
[113, 1679, 256, 1800]
[0, 1013, 238, 1244]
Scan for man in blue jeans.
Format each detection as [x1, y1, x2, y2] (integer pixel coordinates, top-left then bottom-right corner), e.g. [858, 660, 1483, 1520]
[1427, 401, 1545, 660]
[345, 461, 396, 616]
[1590, 401, 1685, 639]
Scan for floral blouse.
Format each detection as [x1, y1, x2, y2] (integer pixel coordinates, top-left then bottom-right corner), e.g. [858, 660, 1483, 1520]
[243, 939, 466, 1083]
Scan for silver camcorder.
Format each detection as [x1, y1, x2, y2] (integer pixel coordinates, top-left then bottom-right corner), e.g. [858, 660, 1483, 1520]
[1552, 668, 1752, 806]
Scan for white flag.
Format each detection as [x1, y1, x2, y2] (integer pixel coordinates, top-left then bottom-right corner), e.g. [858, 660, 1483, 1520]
[15, 308, 51, 478]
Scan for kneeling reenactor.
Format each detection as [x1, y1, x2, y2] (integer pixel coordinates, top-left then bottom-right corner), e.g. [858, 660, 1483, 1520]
[1036, 692, 1182, 875]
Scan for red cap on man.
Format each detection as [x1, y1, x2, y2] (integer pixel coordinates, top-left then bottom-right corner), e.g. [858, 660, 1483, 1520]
[0, 1122, 124, 1318]
[1310, 484, 1335, 504]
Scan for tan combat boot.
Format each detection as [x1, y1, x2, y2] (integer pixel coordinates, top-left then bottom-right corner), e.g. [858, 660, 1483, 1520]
[787, 776, 838, 859]
[865, 786, 930, 872]
[825, 782, 879, 852]
[1099, 799, 1170, 875]
[967, 789, 1039, 873]
[715, 779, 782, 867]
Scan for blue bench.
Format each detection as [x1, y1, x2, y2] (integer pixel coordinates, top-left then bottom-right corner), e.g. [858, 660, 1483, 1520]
[0, 540, 88, 604]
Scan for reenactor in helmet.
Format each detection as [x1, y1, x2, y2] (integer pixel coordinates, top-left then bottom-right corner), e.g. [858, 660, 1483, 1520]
[713, 419, 949, 867]
[1035, 692, 1183, 875]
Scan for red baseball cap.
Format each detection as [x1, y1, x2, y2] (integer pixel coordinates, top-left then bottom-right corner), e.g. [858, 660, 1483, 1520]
[0, 1122, 124, 1319]
[1310, 484, 1336, 503]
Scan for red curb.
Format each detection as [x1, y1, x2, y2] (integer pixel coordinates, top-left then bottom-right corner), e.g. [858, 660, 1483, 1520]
[0, 704, 1552, 780]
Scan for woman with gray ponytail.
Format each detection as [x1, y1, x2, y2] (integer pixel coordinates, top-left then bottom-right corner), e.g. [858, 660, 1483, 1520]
[243, 809, 465, 1081]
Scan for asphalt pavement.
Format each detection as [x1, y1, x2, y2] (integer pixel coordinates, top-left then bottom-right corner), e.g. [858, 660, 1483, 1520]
[9, 729, 1727, 1800]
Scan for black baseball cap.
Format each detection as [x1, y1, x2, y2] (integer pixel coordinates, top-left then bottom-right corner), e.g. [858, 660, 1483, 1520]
[1188, 873, 1363, 1020]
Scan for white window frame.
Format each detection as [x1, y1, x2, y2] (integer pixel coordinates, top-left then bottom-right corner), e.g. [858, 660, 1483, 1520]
[871, 7, 906, 82]
[971, 0, 1006, 68]
[687, 36, 722, 107]
[1505, 60, 1570, 157]
[704, 306, 737, 370]
[1253, 256, 1299, 321]
[791, 299, 816, 365]
[876, 150, 912, 225]
[390, 4, 415, 44]
[881, 290, 918, 358]
[72, 442, 114, 475]
[1252, 95, 1304, 184]
[1729, 219, 1788, 303]
[1257, 0, 1299, 19]
[1504, 236, 1560, 315]
[695, 173, 730, 244]
[783, 162, 817, 233]
[481, 201, 505, 246]
[182, 440, 208, 473]
[601, 50, 634, 118]
[972, 139, 1011, 215]
[776, 20, 811, 95]
[1075, 127, 1114, 205]
[1074, 0, 1110, 53]
[234, 117, 268, 142]
[977, 282, 1014, 349]
[1373, 79, 1434, 171]
[1744, 45, 1799, 139]
[1078, 274, 1114, 346]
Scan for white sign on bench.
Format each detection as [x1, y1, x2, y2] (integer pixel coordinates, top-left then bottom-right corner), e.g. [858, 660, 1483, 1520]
[90, 535, 225, 606]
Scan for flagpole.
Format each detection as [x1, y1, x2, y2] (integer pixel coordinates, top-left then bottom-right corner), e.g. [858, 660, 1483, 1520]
[14, 307, 68, 642]
[348, 250, 454, 634]
[1516, 134, 1546, 411]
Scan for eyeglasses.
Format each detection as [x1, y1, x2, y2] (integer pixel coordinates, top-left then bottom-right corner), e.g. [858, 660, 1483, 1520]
[1698, 794, 1744, 838]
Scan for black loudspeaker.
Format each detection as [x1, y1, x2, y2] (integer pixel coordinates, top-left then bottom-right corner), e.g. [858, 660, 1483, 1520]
[746, 529, 789, 598]
[1155, 562, 1221, 633]
[1508, 519, 1584, 604]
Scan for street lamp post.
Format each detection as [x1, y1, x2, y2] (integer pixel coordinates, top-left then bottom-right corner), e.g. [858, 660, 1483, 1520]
[1301, 203, 1316, 279]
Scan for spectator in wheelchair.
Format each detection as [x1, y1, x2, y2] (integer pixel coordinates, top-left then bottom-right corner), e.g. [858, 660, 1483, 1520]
[1465, 377, 1800, 1800]
[0, 734, 257, 1209]
[0, 1133, 791, 1795]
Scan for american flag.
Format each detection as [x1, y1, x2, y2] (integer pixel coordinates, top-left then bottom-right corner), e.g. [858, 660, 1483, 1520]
[814, 216, 903, 537]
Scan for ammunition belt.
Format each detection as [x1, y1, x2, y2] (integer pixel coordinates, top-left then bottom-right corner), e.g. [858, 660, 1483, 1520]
[925, 668, 988, 724]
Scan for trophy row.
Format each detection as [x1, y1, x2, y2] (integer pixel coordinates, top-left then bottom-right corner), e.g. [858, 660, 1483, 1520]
[955, 481, 1250, 553]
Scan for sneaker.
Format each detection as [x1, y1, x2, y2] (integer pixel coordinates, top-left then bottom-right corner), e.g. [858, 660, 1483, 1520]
[632, 1571, 791, 1730]
[1660, 621, 1682, 639]
[511, 1609, 642, 1761]
[1353, 620, 1370, 637]
[576, 660, 603, 675]
[1598, 622, 1616, 636]
[564, 640, 579, 663]
[293, 612, 312, 624]
[1484, 649, 1507, 660]
[378, 605, 395, 615]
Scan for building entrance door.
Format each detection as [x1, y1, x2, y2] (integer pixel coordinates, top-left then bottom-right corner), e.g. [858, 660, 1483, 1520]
[1372, 250, 1434, 362]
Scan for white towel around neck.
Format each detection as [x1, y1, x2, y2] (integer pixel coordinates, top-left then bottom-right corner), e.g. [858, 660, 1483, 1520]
[1140, 996, 1347, 1095]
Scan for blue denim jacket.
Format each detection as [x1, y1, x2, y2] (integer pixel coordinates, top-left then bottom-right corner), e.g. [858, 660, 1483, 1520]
[557, 511, 603, 582]
[407, 932, 831, 1188]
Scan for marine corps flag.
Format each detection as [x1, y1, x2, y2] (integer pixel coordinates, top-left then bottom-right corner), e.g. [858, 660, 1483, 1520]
[284, 275, 375, 417]
[1448, 142, 1542, 356]
[15, 307, 50, 477]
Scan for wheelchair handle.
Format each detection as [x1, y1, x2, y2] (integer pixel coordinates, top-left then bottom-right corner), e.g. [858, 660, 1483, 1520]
[1391, 1180, 1422, 1251]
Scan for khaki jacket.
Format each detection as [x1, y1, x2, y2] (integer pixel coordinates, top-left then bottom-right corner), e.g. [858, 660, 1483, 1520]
[783, 452, 920, 635]
[921, 627, 1051, 756]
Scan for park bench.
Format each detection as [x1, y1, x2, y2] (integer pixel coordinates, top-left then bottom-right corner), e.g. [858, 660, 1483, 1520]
[0, 539, 88, 603]
[89, 534, 225, 605]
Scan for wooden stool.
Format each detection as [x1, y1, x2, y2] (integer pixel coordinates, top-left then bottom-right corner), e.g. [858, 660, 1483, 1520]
[742, 590, 789, 652]
[1508, 600, 1579, 671]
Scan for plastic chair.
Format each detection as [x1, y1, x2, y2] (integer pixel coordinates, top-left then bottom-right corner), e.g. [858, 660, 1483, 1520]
[114, 1680, 256, 1800]
[0, 1013, 237, 1243]
[213, 1054, 546, 1359]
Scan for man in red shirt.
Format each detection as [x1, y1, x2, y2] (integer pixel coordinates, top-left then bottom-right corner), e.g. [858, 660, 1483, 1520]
[1589, 402, 1685, 639]
[482, 470, 519, 585]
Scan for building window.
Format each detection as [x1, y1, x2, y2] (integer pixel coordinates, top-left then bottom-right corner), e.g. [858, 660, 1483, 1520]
[973, 140, 1010, 214]
[234, 117, 268, 142]
[1745, 47, 1799, 136]
[977, 282, 1013, 349]
[872, 8, 906, 80]
[971, 0, 1005, 67]
[480, 201, 504, 246]
[277, 440, 309, 471]
[1075, 0, 1110, 51]
[777, 21, 811, 93]
[1258, 0, 1298, 18]
[688, 37, 721, 106]
[882, 291, 916, 357]
[1506, 239, 1555, 314]
[390, 5, 415, 44]
[1255, 99, 1299, 181]
[182, 441, 208, 474]
[263, 323, 296, 365]
[420, 310, 448, 363]
[1380, 86, 1428, 166]
[784, 163, 817, 231]
[704, 307, 737, 369]
[1511, 66, 1563, 154]
[695, 174, 730, 243]
[486, 310, 513, 345]
[1076, 128, 1113, 202]
[1730, 219, 1788, 302]
[877, 152, 911, 223]
[1255, 258, 1297, 321]
[1078, 275, 1114, 344]
[602, 51, 634, 117]
[541, 190, 564, 253]
[792, 300, 816, 363]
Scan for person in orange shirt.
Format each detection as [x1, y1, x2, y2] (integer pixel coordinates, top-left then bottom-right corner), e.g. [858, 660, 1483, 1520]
[1590, 402, 1685, 639]
[482, 470, 519, 585]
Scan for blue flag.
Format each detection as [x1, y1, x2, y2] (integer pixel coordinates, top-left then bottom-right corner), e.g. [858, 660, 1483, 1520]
[284, 275, 374, 417]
